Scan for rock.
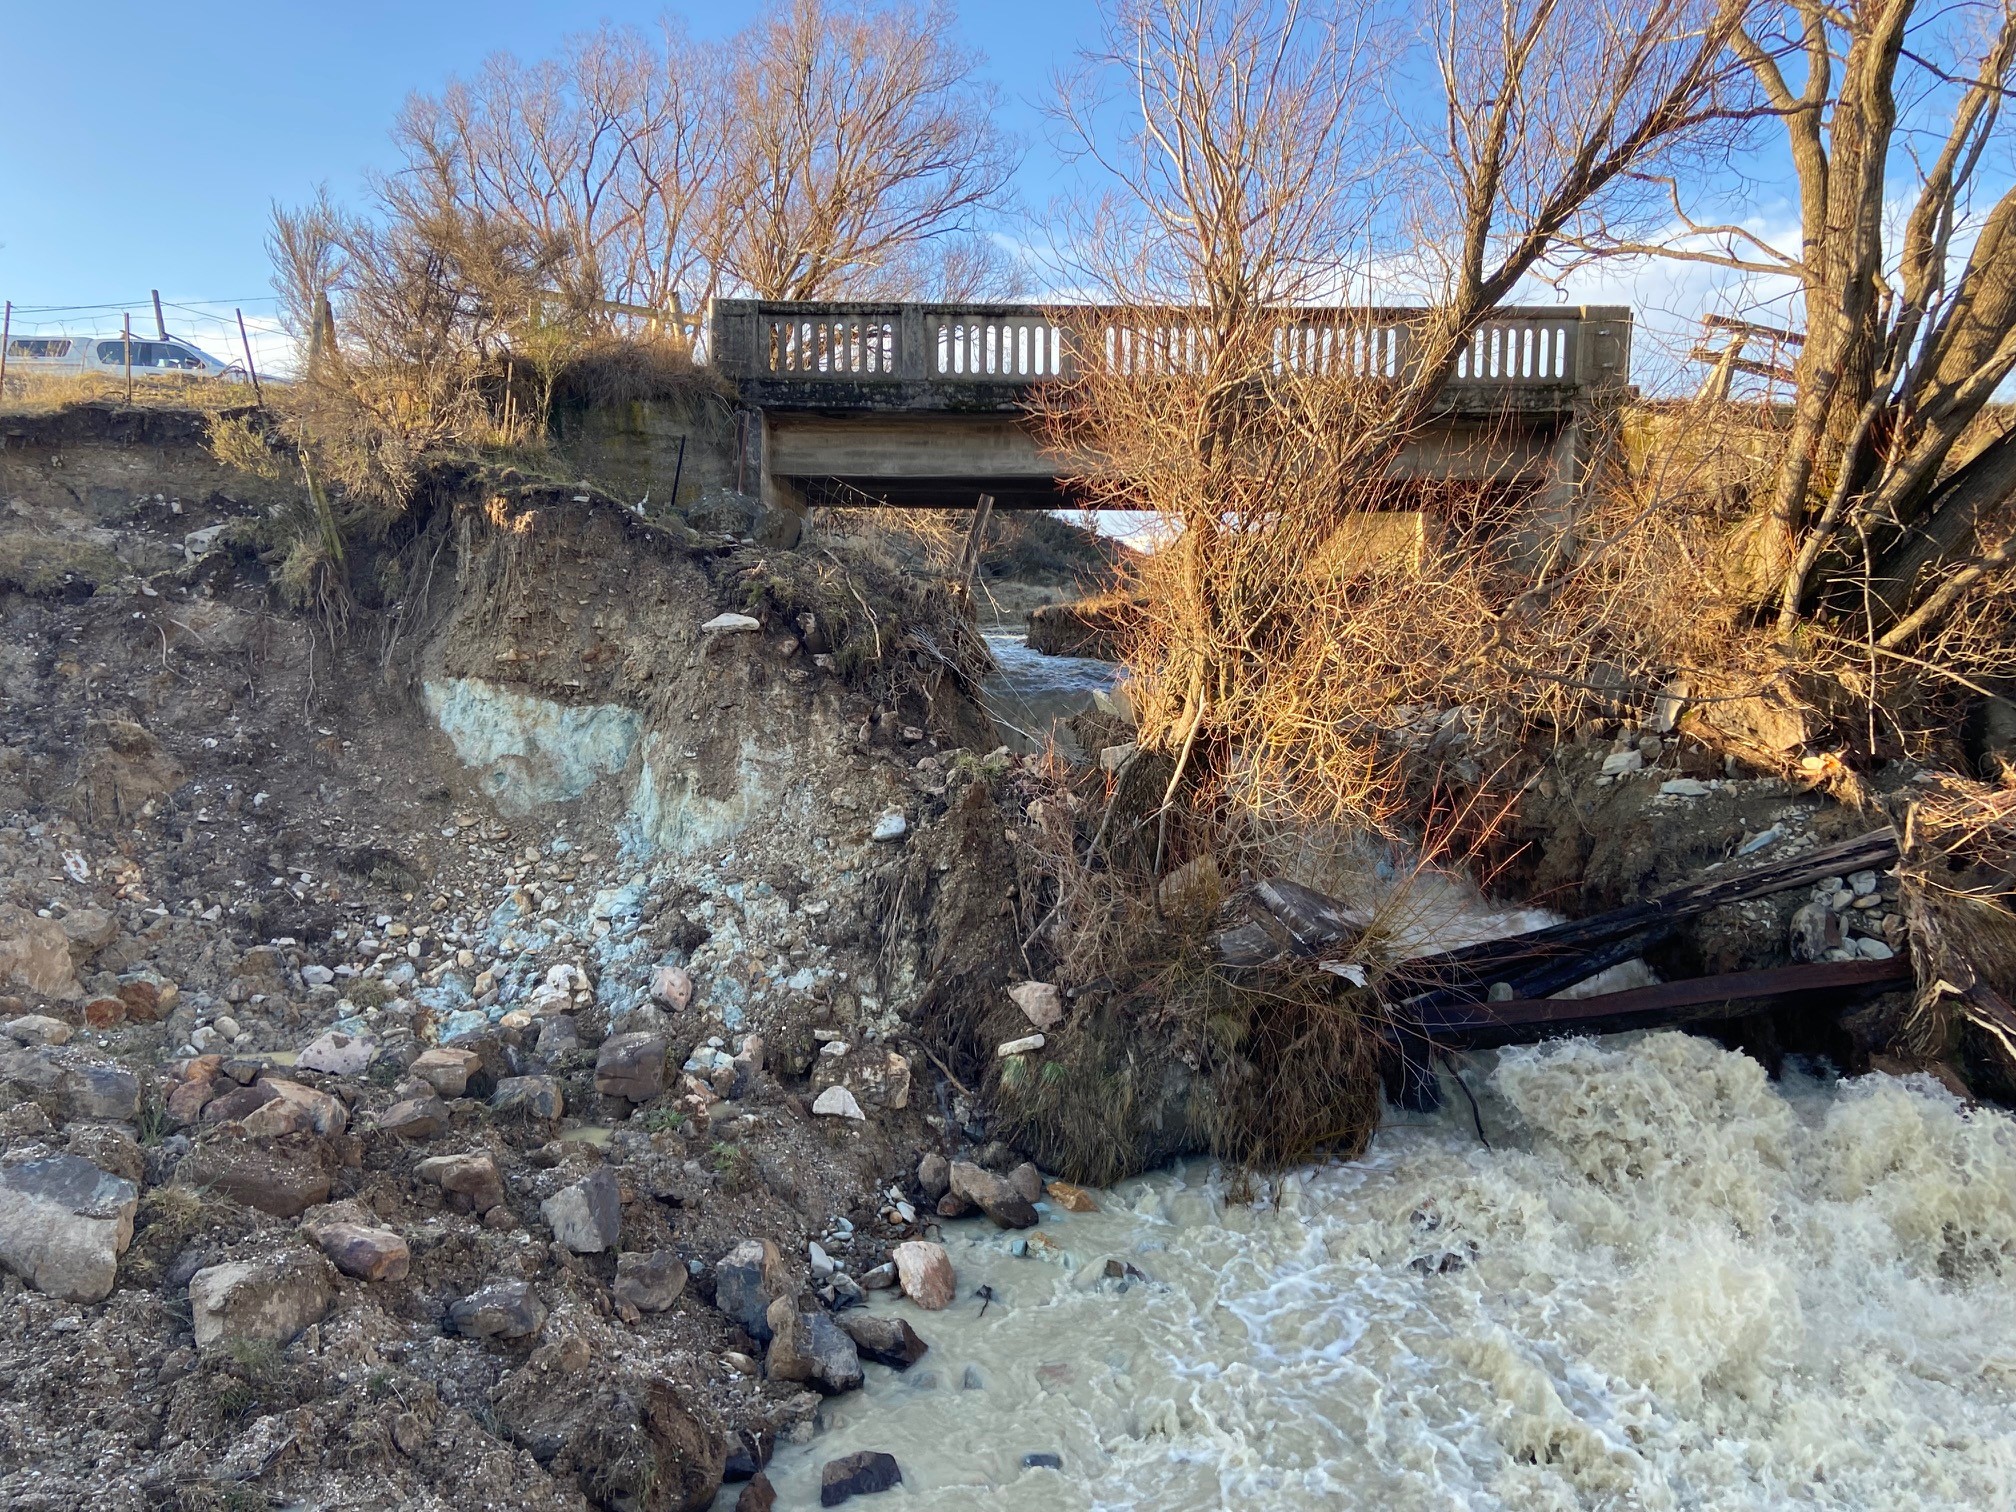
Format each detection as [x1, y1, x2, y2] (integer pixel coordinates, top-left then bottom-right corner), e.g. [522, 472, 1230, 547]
[1856, 937, 1897, 961]
[1008, 980, 1064, 1030]
[59, 909, 118, 957]
[0, 904, 82, 1000]
[870, 813, 908, 843]
[650, 963, 694, 1010]
[996, 1033, 1045, 1058]
[379, 1094, 449, 1139]
[613, 1250, 687, 1312]
[949, 1161, 1039, 1229]
[1045, 1180, 1099, 1213]
[861, 1262, 897, 1290]
[1659, 778, 1711, 797]
[891, 1240, 955, 1310]
[188, 1250, 334, 1354]
[809, 1240, 836, 1279]
[240, 1078, 348, 1138]
[541, 1167, 622, 1253]
[765, 1295, 864, 1393]
[2, 1014, 72, 1047]
[821, 1450, 903, 1506]
[535, 1016, 580, 1058]
[115, 969, 178, 1021]
[296, 1030, 378, 1076]
[840, 1313, 929, 1369]
[935, 1192, 969, 1218]
[493, 1371, 723, 1512]
[737, 1473, 777, 1512]
[714, 1238, 787, 1341]
[812, 1085, 866, 1121]
[410, 1046, 480, 1099]
[1600, 748, 1645, 777]
[595, 1032, 668, 1102]
[415, 1151, 507, 1213]
[0, 1153, 138, 1302]
[451, 1279, 548, 1340]
[1023, 1452, 1063, 1470]
[204, 1081, 278, 1125]
[1008, 1162, 1043, 1204]
[702, 612, 763, 633]
[491, 1075, 564, 1121]
[916, 1152, 950, 1198]
[65, 1123, 144, 1184]
[1789, 901, 1842, 963]
[176, 1136, 332, 1218]
[300, 964, 336, 987]
[308, 1221, 411, 1282]
[1850, 869, 1881, 897]
[61, 1058, 140, 1121]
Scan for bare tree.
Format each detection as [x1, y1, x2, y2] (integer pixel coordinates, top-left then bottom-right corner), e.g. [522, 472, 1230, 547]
[393, 20, 730, 330]
[721, 0, 1020, 299]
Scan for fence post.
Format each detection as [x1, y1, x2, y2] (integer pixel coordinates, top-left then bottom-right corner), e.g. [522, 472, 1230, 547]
[955, 493, 995, 596]
[123, 314, 133, 404]
[235, 308, 264, 407]
[151, 289, 166, 341]
[0, 301, 11, 400]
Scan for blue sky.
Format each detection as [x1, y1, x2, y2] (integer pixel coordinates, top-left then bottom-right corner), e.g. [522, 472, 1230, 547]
[0, 1, 1093, 362]
[0, 0, 1834, 389]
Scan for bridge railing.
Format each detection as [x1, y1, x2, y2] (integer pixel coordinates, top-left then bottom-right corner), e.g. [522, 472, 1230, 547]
[711, 300, 1632, 394]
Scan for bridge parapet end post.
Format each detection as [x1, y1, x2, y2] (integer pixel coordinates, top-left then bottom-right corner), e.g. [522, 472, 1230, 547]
[1571, 306, 1634, 396]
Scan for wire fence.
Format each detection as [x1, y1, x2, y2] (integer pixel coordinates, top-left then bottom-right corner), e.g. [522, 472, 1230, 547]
[0, 292, 299, 382]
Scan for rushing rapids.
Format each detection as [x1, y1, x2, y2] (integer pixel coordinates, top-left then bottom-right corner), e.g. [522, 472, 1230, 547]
[735, 1032, 2016, 1510]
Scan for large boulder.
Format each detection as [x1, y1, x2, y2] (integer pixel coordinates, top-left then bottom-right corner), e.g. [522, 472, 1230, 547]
[949, 1161, 1038, 1229]
[541, 1167, 621, 1254]
[0, 1152, 138, 1301]
[307, 1220, 411, 1282]
[820, 1451, 902, 1506]
[614, 1250, 688, 1312]
[594, 1033, 668, 1103]
[176, 1135, 334, 1218]
[493, 1369, 725, 1512]
[451, 1280, 548, 1340]
[188, 1250, 334, 1354]
[891, 1241, 956, 1310]
[0, 904, 82, 1001]
[839, 1313, 929, 1369]
[414, 1151, 506, 1214]
[764, 1295, 863, 1394]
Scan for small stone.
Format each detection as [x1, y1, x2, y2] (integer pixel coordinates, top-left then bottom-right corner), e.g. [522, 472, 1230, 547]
[59, 909, 119, 955]
[1659, 778, 1711, 797]
[820, 1450, 902, 1506]
[1600, 749, 1644, 777]
[840, 1312, 929, 1368]
[861, 1262, 897, 1290]
[737, 1473, 777, 1512]
[702, 612, 762, 634]
[594, 1033, 667, 1102]
[1856, 937, 1896, 961]
[0, 1154, 138, 1302]
[410, 1047, 480, 1099]
[936, 1192, 969, 1218]
[1044, 1180, 1098, 1212]
[1007, 980, 1064, 1030]
[1790, 901, 1841, 963]
[188, 1250, 334, 1354]
[809, 1240, 836, 1279]
[613, 1250, 687, 1312]
[308, 1221, 411, 1282]
[1023, 1452, 1063, 1470]
[870, 814, 908, 843]
[241, 1078, 349, 1138]
[300, 964, 336, 987]
[1849, 870, 1880, 897]
[916, 1152, 950, 1199]
[541, 1167, 622, 1253]
[82, 997, 126, 1029]
[891, 1240, 955, 1310]
[62, 1059, 141, 1121]
[996, 1034, 1045, 1058]
[296, 1030, 378, 1076]
[414, 1152, 506, 1213]
[115, 969, 178, 1021]
[649, 964, 694, 1010]
[451, 1279, 547, 1340]
[812, 1085, 866, 1120]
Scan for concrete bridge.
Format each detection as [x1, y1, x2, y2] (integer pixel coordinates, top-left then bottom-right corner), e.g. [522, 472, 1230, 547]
[708, 300, 1633, 528]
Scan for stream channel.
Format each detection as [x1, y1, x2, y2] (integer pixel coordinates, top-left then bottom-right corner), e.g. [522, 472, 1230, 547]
[719, 626, 2016, 1510]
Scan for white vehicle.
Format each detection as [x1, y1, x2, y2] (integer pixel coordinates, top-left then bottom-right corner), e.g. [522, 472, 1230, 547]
[3, 333, 240, 378]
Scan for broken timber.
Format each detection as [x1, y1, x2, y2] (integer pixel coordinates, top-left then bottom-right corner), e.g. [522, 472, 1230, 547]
[1213, 826, 1908, 1050]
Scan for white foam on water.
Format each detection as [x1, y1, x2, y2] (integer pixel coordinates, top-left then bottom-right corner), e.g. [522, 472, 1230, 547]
[726, 1032, 2016, 1510]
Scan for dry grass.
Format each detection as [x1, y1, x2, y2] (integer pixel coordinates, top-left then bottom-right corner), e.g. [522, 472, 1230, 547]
[0, 369, 264, 417]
